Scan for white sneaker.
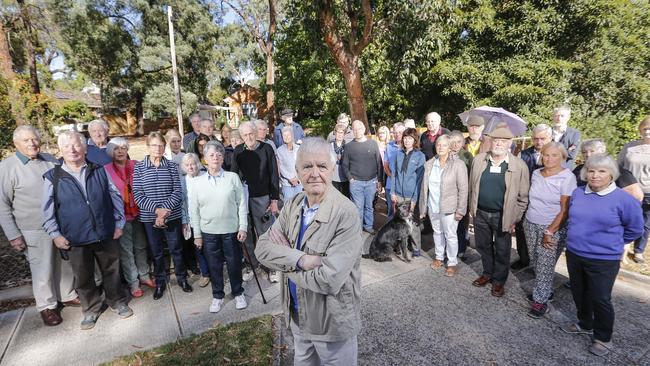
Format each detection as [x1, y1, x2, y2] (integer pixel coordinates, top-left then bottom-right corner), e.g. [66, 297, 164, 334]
[209, 298, 223, 313]
[235, 294, 247, 310]
[242, 268, 254, 282]
[268, 270, 279, 283]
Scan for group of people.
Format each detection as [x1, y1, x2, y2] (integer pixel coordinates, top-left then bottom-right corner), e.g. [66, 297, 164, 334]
[0, 105, 648, 363]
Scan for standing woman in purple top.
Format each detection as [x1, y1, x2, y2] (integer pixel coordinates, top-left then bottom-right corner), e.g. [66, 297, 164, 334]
[522, 142, 576, 319]
[560, 154, 643, 357]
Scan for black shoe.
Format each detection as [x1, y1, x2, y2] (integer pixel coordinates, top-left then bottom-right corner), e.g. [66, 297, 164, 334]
[153, 283, 166, 300]
[179, 280, 193, 293]
[510, 261, 528, 270]
[526, 292, 554, 303]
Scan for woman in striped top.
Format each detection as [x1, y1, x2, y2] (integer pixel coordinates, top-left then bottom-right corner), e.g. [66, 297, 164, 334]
[133, 132, 192, 300]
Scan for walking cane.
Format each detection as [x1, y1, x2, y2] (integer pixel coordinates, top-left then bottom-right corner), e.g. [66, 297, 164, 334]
[240, 239, 268, 304]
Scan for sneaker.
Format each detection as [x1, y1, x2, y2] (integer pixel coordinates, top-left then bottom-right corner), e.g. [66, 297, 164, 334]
[242, 268, 254, 282]
[111, 304, 134, 319]
[209, 298, 224, 313]
[633, 253, 645, 263]
[198, 276, 211, 288]
[80, 313, 100, 330]
[235, 294, 247, 310]
[527, 302, 549, 319]
[269, 271, 279, 283]
[526, 292, 554, 303]
[589, 339, 613, 357]
[412, 250, 421, 258]
[560, 323, 593, 335]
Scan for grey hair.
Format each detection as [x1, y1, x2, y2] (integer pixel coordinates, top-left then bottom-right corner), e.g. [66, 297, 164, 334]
[580, 139, 606, 153]
[57, 131, 87, 150]
[106, 137, 129, 158]
[203, 140, 225, 157]
[12, 125, 41, 141]
[581, 153, 619, 182]
[532, 123, 552, 137]
[181, 153, 201, 174]
[239, 121, 254, 133]
[297, 137, 336, 165]
[351, 119, 365, 130]
[88, 119, 109, 132]
[540, 141, 568, 160]
[255, 119, 269, 129]
[281, 125, 294, 138]
[403, 118, 416, 128]
[336, 113, 349, 124]
[200, 118, 214, 127]
[553, 105, 571, 115]
[189, 113, 201, 122]
[392, 122, 405, 131]
[448, 130, 465, 142]
[425, 112, 441, 123]
[435, 134, 452, 146]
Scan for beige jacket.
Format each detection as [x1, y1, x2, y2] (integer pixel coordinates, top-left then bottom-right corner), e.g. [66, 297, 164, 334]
[418, 157, 468, 217]
[255, 186, 362, 342]
[469, 152, 530, 232]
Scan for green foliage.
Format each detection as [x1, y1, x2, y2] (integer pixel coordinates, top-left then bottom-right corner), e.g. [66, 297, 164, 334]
[143, 84, 198, 118]
[51, 100, 93, 124]
[275, 0, 649, 152]
[0, 77, 16, 158]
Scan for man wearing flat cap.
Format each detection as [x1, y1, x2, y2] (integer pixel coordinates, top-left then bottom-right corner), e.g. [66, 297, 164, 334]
[274, 108, 305, 147]
[465, 115, 485, 157]
[468, 122, 529, 297]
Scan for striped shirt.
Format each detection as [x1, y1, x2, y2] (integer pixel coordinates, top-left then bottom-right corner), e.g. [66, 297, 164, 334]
[133, 156, 183, 223]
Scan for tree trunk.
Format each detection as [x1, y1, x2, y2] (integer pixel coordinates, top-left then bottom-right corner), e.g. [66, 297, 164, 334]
[341, 62, 368, 130]
[135, 91, 145, 136]
[0, 22, 26, 124]
[17, 0, 40, 95]
[265, 49, 275, 129]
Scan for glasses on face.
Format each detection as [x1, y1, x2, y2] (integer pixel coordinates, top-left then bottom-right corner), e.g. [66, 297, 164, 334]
[149, 144, 165, 149]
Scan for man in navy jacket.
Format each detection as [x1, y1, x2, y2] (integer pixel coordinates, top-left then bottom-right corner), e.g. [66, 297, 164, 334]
[551, 106, 581, 169]
[42, 131, 132, 330]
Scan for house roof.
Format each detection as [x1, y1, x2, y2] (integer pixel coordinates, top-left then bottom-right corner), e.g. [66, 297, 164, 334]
[53, 90, 102, 109]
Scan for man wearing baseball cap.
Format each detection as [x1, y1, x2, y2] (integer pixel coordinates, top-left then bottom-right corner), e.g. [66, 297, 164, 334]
[273, 108, 305, 147]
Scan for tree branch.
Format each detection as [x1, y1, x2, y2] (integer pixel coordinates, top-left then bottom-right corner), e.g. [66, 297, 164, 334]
[352, 0, 373, 55]
[319, 0, 350, 71]
[347, 0, 358, 54]
[222, 0, 269, 55]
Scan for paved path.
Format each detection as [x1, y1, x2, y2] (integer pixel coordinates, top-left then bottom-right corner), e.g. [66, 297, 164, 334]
[1, 223, 648, 365]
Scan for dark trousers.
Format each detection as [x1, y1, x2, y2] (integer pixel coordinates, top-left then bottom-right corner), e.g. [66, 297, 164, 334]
[457, 214, 469, 254]
[68, 239, 127, 316]
[203, 232, 244, 299]
[245, 195, 274, 269]
[566, 250, 619, 342]
[474, 209, 512, 285]
[634, 202, 650, 254]
[332, 181, 350, 199]
[143, 219, 187, 284]
[515, 220, 530, 265]
[183, 229, 209, 276]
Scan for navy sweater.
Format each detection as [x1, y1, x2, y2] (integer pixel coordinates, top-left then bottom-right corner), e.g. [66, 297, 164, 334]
[566, 186, 644, 260]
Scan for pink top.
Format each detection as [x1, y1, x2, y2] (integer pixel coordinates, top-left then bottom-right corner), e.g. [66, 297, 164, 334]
[105, 160, 140, 222]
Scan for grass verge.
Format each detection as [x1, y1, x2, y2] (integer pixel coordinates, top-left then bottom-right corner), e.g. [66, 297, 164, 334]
[103, 315, 274, 366]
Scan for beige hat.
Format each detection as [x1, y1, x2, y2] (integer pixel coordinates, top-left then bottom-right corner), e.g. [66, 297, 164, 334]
[466, 115, 485, 126]
[487, 122, 514, 139]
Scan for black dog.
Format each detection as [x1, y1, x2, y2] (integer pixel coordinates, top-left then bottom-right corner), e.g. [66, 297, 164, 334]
[363, 203, 416, 262]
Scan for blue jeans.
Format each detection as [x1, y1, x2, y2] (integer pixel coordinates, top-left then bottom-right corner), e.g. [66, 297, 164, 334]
[142, 219, 187, 284]
[350, 179, 376, 231]
[634, 202, 649, 254]
[282, 185, 303, 202]
[202, 232, 244, 299]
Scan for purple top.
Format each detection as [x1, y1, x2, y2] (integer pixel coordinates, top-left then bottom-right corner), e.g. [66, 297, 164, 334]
[525, 168, 576, 225]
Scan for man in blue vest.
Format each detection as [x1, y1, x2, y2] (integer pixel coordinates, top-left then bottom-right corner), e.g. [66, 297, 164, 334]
[42, 131, 133, 330]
